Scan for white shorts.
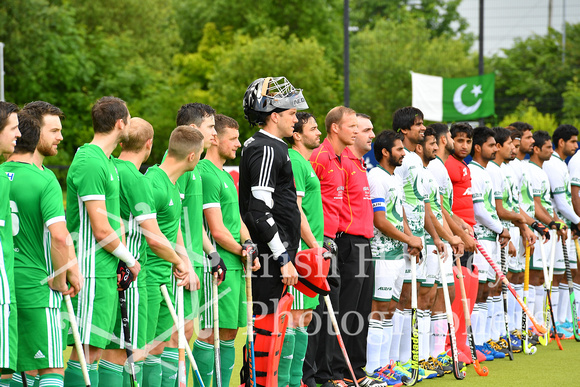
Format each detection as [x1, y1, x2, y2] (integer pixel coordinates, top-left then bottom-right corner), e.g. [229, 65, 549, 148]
[555, 229, 577, 273]
[474, 239, 498, 283]
[532, 230, 557, 272]
[508, 227, 522, 273]
[423, 244, 454, 287]
[374, 259, 406, 302]
[403, 236, 426, 283]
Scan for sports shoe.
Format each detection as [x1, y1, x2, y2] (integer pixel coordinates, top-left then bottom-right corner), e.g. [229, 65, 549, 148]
[437, 352, 465, 373]
[526, 330, 540, 345]
[381, 361, 411, 384]
[484, 341, 506, 359]
[367, 365, 405, 387]
[419, 359, 445, 377]
[556, 323, 573, 339]
[321, 380, 349, 387]
[393, 361, 422, 383]
[400, 360, 438, 380]
[345, 375, 390, 387]
[505, 334, 522, 353]
[474, 345, 494, 361]
[494, 338, 511, 355]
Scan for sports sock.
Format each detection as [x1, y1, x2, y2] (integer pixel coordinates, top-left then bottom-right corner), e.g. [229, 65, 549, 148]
[124, 360, 144, 387]
[290, 326, 309, 387]
[493, 296, 504, 338]
[513, 284, 524, 332]
[574, 283, 580, 320]
[484, 297, 493, 342]
[0, 379, 10, 387]
[478, 302, 488, 345]
[192, 339, 214, 387]
[39, 373, 64, 387]
[398, 309, 412, 364]
[551, 285, 560, 324]
[380, 319, 393, 366]
[430, 313, 447, 359]
[10, 373, 35, 387]
[278, 328, 295, 387]
[558, 284, 568, 323]
[470, 303, 480, 346]
[160, 348, 179, 387]
[418, 309, 430, 361]
[366, 319, 383, 372]
[534, 286, 545, 326]
[64, 360, 98, 387]
[143, 355, 162, 387]
[217, 339, 236, 387]
[389, 310, 403, 362]
[98, 360, 124, 386]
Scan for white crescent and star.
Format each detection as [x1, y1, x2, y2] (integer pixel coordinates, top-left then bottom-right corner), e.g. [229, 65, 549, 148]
[453, 84, 483, 115]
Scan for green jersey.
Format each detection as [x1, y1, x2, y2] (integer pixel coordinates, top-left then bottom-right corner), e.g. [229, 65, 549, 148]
[198, 159, 242, 270]
[66, 144, 121, 278]
[289, 149, 324, 251]
[178, 169, 205, 268]
[115, 159, 156, 285]
[0, 173, 14, 304]
[144, 165, 182, 285]
[0, 162, 65, 308]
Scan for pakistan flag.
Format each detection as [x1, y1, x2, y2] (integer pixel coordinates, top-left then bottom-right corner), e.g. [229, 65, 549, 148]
[411, 72, 495, 122]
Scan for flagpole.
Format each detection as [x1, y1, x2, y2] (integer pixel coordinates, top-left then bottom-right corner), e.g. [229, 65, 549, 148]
[344, 0, 350, 107]
[478, 0, 484, 127]
[0, 42, 4, 102]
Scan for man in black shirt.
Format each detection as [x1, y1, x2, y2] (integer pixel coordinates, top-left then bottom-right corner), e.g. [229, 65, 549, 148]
[240, 76, 308, 386]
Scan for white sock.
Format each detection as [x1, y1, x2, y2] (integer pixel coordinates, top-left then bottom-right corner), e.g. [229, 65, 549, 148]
[558, 284, 569, 324]
[390, 309, 403, 362]
[366, 318, 383, 372]
[399, 309, 412, 363]
[534, 285, 545, 325]
[471, 304, 480, 346]
[515, 284, 524, 333]
[550, 285, 560, 325]
[509, 284, 521, 332]
[493, 296, 505, 338]
[574, 283, 580, 320]
[418, 310, 431, 361]
[526, 287, 535, 332]
[380, 319, 393, 366]
[430, 313, 447, 358]
[484, 298, 493, 342]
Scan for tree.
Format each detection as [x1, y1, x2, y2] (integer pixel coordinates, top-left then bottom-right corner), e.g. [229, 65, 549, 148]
[349, 18, 475, 130]
[499, 100, 559, 135]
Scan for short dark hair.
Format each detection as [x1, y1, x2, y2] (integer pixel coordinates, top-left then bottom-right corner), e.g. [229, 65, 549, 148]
[509, 121, 533, 133]
[0, 101, 19, 132]
[91, 96, 129, 134]
[176, 103, 216, 127]
[14, 110, 40, 154]
[374, 130, 404, 162]
[286, 112, 315, 145]
[450, 122, 473, 139]
[507, 126, 522, 141]
[552, 124, 579, 149]
[21, 101, 65, 125]
[392, 106, 423, 132]
[471, 126, 495, 156]
[418, 126, 436, 146]
[427, 123, 449, 145]
[214, 114, 239, 137]
[492, 126, 512, 146]
[532, 130, 552, 152]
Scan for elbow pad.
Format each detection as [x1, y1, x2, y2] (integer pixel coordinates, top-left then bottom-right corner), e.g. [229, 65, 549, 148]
[243, 199, 279, 244]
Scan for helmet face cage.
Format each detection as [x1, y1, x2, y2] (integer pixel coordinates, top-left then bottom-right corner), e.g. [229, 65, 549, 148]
[243, 76, 308, 126]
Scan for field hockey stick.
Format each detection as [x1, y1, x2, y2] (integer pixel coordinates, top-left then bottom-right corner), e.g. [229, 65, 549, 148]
[404, 256, 420, 386]
[177, 285, 187, 387]
[119, 290, 139, 386]
[454, 255, 489, 376]
[160, 285, 205, 387]
[245, 249, 256, 387]
[212, 273, 222, 387]
[500, 246, 513, 360]
[522, 244, 537, 355]
[64, 294, 91, 386]
[538, 235, 553, 346]
[473, 237, 547, 335]
[437, 252, 465, 380]
[323, 295, 359, 387]
[563, 238, 580, 341]
[20, 373, 28, 387]
[541, 234, 563, 349]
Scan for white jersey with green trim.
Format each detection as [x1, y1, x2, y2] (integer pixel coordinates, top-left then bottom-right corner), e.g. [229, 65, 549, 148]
[394, 148, 425, 237]
[422, 167, 443, 245]
[427, 156, 453, 216]
[501, 162, 519, 212]
[569, 151, 580, 188]
[510, 157, 535, 218]
[543, 153, 575, 225]
[529, 161, 554, 217]
[469, 160, 500, 241]
[487, 161, 514, 228]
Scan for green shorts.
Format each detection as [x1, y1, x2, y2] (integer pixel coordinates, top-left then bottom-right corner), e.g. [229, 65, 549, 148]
[171, 275, 199, 321]
[0, 303, 17, 373]
[17, 307, 63, 371]
[289, 285, 319, 310]
[106, 285, 148, 350]
[68, 277, 117, 349]
[198, 268, 247, 330]
[146, 283, 174, 343]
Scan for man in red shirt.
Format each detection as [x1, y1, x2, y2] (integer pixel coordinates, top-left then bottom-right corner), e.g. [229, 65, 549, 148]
[305, 106, 358, 387]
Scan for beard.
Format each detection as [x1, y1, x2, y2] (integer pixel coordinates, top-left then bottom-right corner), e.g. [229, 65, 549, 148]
[37, 138, 57, 157]
[389, 154, 403, 167]
[445, 142, 454, 155]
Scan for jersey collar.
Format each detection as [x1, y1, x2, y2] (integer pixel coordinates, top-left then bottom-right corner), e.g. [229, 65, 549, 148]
[378, 165, 392, 176]
[258, 129, 286, 144]
[553, 153, 563, 162]
[470, 160, 485, 170]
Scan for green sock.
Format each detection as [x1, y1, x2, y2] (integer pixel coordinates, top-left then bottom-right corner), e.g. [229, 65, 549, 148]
[290, 327, 309, 387]
[213, 339, 235, 387]
[192, 340, 214, 387]
[143, 355, 162, 387]
[0, 379, 10, 387]
[64, 360, 96, 387]
[174, 357, 190, 387]
[9, 373, 35, 387]
[39, 373, 64, 387]
[278, 328, 296, 387]
[33, 375, 40, 387]
[123, 361, 144, 387]
[161, 348, 179, 387]
[98, 360, 123, 386]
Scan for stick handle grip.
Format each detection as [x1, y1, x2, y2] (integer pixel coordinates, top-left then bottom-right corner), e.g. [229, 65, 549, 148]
[64, 294, 91, 386]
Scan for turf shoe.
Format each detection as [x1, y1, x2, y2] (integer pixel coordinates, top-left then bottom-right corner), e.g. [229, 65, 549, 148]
[381, 361, 412, 384]
[484, 341, 506, 359]
[437, 352, 465, 372]
[400, 360, 438, 380]
[321, 380, 349, 387]
[418, 359, 444, 377]
[344, 376, 390, 387]
[367, 365, 405, 387]
[556, 323, 573, 339]
[475, 345, 495, 361]
[393, 362, 423, 383]
[502, 334, 522, 352]
[494, 338, 511, 355]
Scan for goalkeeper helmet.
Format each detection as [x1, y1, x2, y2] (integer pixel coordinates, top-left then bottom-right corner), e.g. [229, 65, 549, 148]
[243, 76, 308, 126]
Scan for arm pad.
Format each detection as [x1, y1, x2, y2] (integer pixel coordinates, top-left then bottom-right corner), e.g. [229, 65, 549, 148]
[552, 194, 580, 224]
[473, 202, 503, 234]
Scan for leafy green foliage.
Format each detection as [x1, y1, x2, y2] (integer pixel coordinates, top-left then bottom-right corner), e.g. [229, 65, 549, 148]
[499, 100, 559, 134]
